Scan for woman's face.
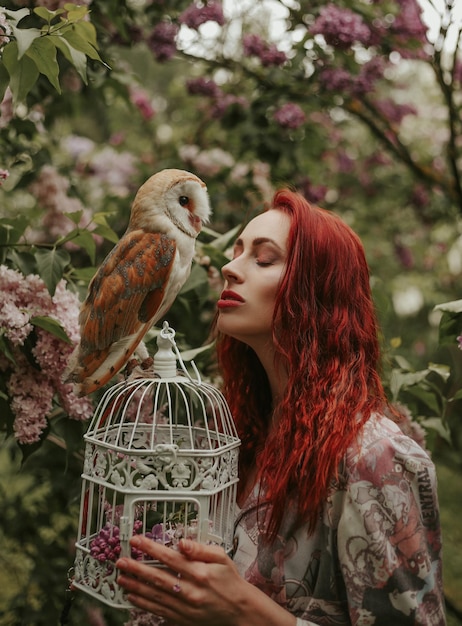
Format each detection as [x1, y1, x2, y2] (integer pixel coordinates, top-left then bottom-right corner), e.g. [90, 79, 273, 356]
[217, 209, 291, 350]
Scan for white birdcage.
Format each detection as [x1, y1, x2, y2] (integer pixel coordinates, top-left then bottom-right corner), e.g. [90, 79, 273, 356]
[73, 322, 240, 608]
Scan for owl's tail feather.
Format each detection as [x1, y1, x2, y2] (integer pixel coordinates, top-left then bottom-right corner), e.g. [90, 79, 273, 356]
[63, 323, 151, 396]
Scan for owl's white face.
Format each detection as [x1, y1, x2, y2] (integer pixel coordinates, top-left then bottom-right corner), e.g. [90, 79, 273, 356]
[163, 178, 211, 238]
[129, 170, 211, 238]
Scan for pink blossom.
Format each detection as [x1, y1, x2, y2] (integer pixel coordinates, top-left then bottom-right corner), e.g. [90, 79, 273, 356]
[457, 336, 462, 351]
[273, 103, 306, 129]
[0, 266, 93, 444]
[28, 165, 95, 246]
[319, 57, 386, 96]
[210, 93, 248, 119]
[298, 177, 328, 204]
[147, 22, 179, 62]
[375, 98, 417, 124]
[179, 1, 225, 29]
[390, 0, 427, 41]
[310, 5, 371, 49]
[389, 402, 428, 452]
[393, 237, 414, 269]
[410, 184, 430, 210]
[186, 77, 221, 98]
[0, 168, 9, 185]
[242, 34, 287, 67]
[130, 87, 156, 121]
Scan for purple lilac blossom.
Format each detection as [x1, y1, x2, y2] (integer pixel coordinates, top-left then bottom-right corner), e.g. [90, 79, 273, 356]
[147, 22, 179, 62]
[375, 99, 417, 124]
[310, 4, 371, 49]
[179, 1, 225, 29]
[457, 336, 462, 350]
[391, 0, 427, 40]
[273, 103, 306, 129]
[210, 93, 248, 119]
[0, 266, 93, 444]
[243, 34, 287, 67]
[130, 87, 156, 121]
[186, 77, 221, 98]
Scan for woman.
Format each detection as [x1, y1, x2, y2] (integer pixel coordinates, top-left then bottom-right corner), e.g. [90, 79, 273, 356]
[116, 189, 446, 625]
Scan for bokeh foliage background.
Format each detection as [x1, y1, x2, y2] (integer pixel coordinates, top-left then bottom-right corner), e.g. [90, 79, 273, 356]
[0, 1, 461, 624]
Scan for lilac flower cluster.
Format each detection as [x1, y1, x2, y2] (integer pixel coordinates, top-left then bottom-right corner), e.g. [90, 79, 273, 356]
[390, 0, 427, 42]
[319, 57, 386, 97]
[129, 87, 156, 121]
[179, 1, 225, 30]
[242, 34, 287, 67]
[186, 77, 221, 98]
[457, 336, 462, 351]
[310, 5, 371, 49]
[90, 519, 200, 563]
[185, 78, 248, 120]
[273, 103, 306, 130]
[147, 21, 179, 62]
[0, 265, 93, 444]
[28, 165, 95, 246]
[90, 521, 145, 562]
[375, 98, 417, 125]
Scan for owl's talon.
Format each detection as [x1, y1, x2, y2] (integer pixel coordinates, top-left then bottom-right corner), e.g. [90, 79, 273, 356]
[125, 359, 139, 377]
[141, 357, 154, 371]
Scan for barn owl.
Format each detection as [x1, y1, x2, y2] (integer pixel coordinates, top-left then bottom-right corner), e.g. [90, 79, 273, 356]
[64, 169, 211, 396]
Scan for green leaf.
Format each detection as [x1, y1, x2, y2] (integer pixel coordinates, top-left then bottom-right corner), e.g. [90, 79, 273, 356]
[30, 316, 72, 344]
[420, 417, 451, 443]
[9, 26, 42, 59]
[63, 3, 89, 22]
[6, 249, 37, 276]
[3, 8, 30, 22]
[92, 222, 119, 244]
[1, 41, 39, 104]
[0, 62, 10, 103]
[70, 266, 97, 284]
[67, 229, 96, 264]
[0, 334, 17, 364]
[51, 35, 87, 83]
[434, 299, 462, 314]
[33, 6, 66, 23]
[403, 386, 442, 415]
[389, 368, 431, 399]
[74, 18, 98, 48]
[180, 263, 208, 294]
[61, 27, 102, 62]
[26, 36, 61, 93]
[34, 247, 71, 296]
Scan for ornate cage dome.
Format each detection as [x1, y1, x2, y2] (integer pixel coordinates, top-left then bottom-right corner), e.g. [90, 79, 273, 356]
[73, 322, 240, 608]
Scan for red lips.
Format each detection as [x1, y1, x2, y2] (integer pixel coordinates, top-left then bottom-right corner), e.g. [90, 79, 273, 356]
[217, 290, 244, 309]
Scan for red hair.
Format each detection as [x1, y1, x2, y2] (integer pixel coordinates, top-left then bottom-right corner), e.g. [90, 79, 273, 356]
[216, 189, 387, 537]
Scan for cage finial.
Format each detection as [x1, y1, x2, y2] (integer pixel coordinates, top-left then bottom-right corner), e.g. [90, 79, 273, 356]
[153, 321, 177, 378]
[154, 321, 202, 384]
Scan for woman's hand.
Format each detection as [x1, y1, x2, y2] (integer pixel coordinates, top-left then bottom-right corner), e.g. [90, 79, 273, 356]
[116, 535, 247, 626]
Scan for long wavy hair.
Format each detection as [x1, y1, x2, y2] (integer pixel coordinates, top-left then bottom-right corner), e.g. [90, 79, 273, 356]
[216, 188, 388, 538]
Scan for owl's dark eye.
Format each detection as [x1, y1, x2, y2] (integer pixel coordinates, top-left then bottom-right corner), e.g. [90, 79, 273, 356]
[179, 195, 189, 207]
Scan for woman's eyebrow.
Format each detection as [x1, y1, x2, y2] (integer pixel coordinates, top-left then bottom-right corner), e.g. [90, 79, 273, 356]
[233, 236, 284, 252]
[251, 237, 284, 251]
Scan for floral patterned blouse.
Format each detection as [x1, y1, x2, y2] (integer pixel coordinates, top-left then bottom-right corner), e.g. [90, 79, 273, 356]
[232, 413, 446, 625]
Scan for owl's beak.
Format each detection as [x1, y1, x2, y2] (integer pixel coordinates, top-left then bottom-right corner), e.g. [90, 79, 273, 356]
[189, 213, 202, 233]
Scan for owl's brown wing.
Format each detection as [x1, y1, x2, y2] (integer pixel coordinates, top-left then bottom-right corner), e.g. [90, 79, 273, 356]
[68, 230, 176, 391]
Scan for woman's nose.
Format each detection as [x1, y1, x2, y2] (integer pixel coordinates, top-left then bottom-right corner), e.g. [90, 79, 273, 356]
[221, 258, 242, 282]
